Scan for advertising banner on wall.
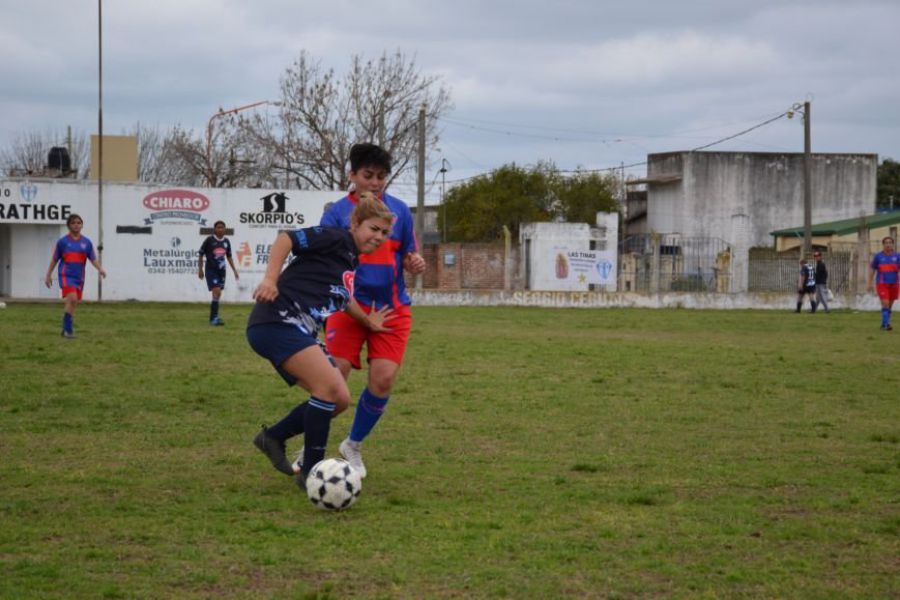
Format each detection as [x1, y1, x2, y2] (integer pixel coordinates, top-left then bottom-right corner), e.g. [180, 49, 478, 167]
[0, 179, 97, 225]
[1, 179, 340, 302]
[107, 185, 335, 302]
[553, 249, 616, 287]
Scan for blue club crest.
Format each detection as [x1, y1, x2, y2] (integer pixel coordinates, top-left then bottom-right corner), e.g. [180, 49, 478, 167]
[20, 182, 38, 202]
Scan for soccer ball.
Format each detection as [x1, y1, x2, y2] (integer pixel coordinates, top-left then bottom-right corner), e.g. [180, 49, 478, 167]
[305, 458, 362, 511]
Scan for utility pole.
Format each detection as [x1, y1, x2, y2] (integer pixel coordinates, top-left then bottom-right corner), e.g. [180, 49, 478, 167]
[802, 100, 812, 258]
[97, 0, 104, 301]
[415, 104, 426, 289]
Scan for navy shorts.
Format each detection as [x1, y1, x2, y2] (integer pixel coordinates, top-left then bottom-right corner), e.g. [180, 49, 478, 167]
[205, 268, 226, 291]
[246, 323, 331, 386]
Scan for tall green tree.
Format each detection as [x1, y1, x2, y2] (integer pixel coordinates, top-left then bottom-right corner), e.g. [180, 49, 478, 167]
[441, 164, 553, 242]
[553, 169, 620, 225]
[877, 158, 900, 210]
[440, 163, 621, 242]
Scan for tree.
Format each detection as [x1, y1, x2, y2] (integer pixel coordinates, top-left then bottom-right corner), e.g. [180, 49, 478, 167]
[157, 116, 270, 188]
[877, 158, 900, 210]
[245, 50, 452, 190]
[0, 129, 89, 178]
[439, 163, 621, 242]
[441, 164, 553, 242]
[553, 169, 620, 225]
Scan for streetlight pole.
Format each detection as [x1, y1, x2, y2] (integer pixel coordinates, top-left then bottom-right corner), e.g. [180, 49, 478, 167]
[802, 100, 812, 257]
[439, 158, 450, 242]
[205, 100, 277, 187]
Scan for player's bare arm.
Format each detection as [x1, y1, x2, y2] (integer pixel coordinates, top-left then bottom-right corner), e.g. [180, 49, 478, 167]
[252, 232, 292, 303]
[91, 259, 107, 279]
[345, 298, 394, 332]
[227, 255, 240, 280]
[44, 255, 58, 288]
[403, 252, 426, 274]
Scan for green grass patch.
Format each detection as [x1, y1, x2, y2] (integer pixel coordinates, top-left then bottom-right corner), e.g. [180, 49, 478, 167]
[0, 303, 898, 598]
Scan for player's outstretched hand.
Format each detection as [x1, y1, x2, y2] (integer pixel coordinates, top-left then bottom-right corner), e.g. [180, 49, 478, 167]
[44, 275, 52, 288]
[253, 279, 279, 303]
[366, 305, 395, 332]
[403, 252, 426, 275]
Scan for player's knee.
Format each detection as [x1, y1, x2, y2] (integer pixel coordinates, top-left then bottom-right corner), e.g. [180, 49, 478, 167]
[318, 381, 351, 413]
[368, 375, 395, 397]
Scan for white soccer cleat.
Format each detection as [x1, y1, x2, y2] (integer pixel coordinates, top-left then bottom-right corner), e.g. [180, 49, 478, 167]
[339, 438, 367, 479]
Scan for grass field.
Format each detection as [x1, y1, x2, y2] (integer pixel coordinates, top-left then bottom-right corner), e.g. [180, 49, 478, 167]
[1, 302, 898, 599]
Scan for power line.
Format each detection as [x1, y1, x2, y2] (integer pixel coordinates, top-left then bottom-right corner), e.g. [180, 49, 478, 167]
[440, 107, 792, 184]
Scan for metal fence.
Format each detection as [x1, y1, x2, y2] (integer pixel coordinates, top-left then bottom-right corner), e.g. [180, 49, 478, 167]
[618, 234, 733, 293]
[747, 241, 883, 293]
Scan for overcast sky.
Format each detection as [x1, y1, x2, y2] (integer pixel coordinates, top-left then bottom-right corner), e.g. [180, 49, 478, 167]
[2, 0, 897, 200]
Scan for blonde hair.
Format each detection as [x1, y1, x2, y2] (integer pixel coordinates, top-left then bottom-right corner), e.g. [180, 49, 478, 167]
[351, 192, 393, 227]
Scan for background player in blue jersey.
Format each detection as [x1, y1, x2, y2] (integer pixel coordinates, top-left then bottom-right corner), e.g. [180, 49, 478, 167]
[198, 220, 239, 326]
[319, 143, 426, 478]
[796, 258, 817, 313]
[867, 236, 899, 331]
[247, 194, 394, 488]
[43, 213, 106, 338]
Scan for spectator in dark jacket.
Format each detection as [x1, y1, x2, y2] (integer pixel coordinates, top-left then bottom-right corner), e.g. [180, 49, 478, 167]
[814, 251, 830, 313]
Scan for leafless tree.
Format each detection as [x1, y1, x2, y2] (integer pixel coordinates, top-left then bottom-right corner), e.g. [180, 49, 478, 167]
[245, 50, 452, 191]
[0, 129, 89, 178]
[153, 116, 271, 188]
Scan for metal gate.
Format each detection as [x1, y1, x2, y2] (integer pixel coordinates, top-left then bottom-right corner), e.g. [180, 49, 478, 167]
[619, 234, 733, 293]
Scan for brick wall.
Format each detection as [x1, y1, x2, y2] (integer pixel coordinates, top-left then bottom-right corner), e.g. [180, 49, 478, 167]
[412, 243, 520, 290]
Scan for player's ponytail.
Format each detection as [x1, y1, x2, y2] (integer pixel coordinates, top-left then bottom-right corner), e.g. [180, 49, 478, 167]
[351, 192, 393, 230]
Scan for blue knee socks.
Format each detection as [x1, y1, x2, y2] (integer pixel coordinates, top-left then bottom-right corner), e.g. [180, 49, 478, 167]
[349, 388, 389, 443]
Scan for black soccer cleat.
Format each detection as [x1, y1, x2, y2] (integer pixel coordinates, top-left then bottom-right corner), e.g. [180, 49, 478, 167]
[253, 426, 294, 476]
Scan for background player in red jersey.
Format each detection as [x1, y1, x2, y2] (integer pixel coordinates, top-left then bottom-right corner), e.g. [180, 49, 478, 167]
[43, 214, 106, 338]
[318, 143, 426, 478]
[867, 236, 899, 331]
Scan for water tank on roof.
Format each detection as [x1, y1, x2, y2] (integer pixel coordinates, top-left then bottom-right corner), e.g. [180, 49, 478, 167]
[47, 146, 71, 173]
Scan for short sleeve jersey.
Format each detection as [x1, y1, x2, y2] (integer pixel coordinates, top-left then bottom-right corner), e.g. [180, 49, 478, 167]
[54, 234, 96, 289]
[871, 251, 900, 285]
[199, 236, 231, 273]
[320, 191, 417, 309]
[247, 227, 359, 336]
[801, 263, 816, 288]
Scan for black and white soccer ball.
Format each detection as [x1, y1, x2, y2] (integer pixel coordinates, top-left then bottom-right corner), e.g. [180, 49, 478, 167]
[306, 458, 362, 511]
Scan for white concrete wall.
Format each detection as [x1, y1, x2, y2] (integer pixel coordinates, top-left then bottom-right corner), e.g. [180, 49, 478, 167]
[411, 289, 882, 311]
[647, 152, 877, 248]
[0, 178, 339, 301]
[520, 215, 618, 292]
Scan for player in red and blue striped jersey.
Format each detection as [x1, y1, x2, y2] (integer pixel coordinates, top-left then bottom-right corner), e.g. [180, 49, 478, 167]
[319, 143, 426, 478]
[43, 214, 106, 338]
[247, 194, 394, 487]
[867, 236, 899, 331]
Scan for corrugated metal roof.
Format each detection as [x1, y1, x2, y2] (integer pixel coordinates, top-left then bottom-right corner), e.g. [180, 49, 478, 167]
[770, 211, 900, 237]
